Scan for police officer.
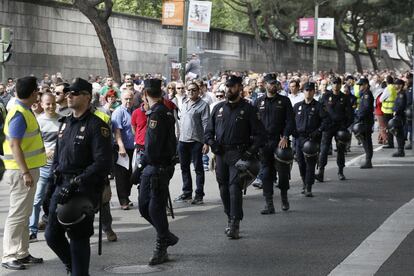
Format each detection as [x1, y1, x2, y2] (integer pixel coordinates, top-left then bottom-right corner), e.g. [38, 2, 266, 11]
[354, 78, 374, 168]
[204, 75, 265, 239]
[294, 82, 330, 197]
[255, 74, 295, 214]
[316, 77, 354, 181]
[137, 79, 178, 265]
[405, 73, 413, 150]
[391, 79, 407, 157]
[45, 78, 112, 275]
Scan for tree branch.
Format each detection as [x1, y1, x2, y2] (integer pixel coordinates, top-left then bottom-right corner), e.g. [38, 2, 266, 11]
[223, 0, 248, 15]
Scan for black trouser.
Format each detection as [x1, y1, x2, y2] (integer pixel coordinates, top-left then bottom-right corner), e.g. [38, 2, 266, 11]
[319, 128, 346, 170]
[215, 149, 244, 220]
[114, 148, 134, 205]
[261, 141, 290, 198]
[395, 126, 406, 151]
[360, 128, 374, 161]
[45, 186, 94, 276]
[383, 113, 394, 147]
[295, 137, 318, 187]
[138, 165, 170, 239]
[178, 141, 205, 197]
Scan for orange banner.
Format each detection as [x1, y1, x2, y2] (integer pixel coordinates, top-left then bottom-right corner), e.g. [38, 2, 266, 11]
[162, 0, 184, 29]
[366, 32, 379, 49]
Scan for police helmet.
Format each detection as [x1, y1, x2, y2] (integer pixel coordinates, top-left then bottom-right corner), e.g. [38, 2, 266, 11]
[57, 195, 94, 226]
[235, 157, 260, 187]
[387, 117, 403, 136]
[274, 147, 294, 164]
[302, 140, 319, 158]
[352, 122, 366, 139]
[405, 107, 412, 120]
[336, 130, 351, 144]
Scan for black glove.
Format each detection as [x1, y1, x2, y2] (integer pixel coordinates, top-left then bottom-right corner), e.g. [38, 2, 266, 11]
[210, 142, 223, 155]
[57, 177, 80, 204]
[42, 180, 56, 215]
[309, 130, 321, 140]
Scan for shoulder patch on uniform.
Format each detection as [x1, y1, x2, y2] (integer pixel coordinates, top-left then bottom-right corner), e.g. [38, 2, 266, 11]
[364, 94, 368, 99]
[149, 119, 158, 129]
[101, 127, 110, 137]
[399, 94, 403, 98]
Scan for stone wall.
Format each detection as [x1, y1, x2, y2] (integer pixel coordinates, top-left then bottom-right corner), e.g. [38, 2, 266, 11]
[0, 0, 408, 80]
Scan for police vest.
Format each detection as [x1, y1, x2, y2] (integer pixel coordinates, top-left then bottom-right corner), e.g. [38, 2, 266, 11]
[354, 85, 360, 110]
[93, 110, 111, 125]
[381, 85, 397, 114]
[3, 104, 46, 170]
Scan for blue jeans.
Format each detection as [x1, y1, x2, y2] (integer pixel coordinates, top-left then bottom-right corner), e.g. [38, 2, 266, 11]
[29, 176, 50, 235]
[178, 141, 205, 197]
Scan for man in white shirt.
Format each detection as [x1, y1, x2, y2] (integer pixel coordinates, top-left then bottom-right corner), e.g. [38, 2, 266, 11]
[288, 80, 304, 106]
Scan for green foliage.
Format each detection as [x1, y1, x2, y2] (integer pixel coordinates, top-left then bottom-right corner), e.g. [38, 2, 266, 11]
[210, 0, 250, 32]
[113, 0, 162, 18]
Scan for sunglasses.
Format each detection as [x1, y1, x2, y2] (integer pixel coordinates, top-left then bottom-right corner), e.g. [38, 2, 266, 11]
[54, 91, 63, 96]
[188, 88, 198, 92]
[176, 87, 184, 90]
[216, 94, 224, 98]
[67, 91, 88, 96]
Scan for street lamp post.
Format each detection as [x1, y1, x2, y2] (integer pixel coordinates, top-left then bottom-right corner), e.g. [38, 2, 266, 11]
[180, 0, 190, 82]
[312, 2, 319, 77]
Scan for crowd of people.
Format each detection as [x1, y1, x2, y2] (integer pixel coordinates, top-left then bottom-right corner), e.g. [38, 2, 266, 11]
[0, 67, 412, 275]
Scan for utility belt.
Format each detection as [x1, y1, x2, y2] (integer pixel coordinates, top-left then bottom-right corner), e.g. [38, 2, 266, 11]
[222, 144, 249, 151]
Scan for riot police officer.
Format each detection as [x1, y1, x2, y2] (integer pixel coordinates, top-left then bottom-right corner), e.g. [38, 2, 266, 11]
[294, 82, 330, 197]
[45, 78, 112, 276]
[316, 77, 354, 181]
[204, 75, 265, 239]
[405, 73, 413, 150]
[138, 79, 178, 265]
[391, 79, 407, 157]
[255, 73, 295, 214]
[354, 78, 374, 168]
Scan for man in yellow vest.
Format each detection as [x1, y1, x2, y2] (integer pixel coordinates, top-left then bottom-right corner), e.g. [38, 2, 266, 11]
[380, 76, 397, 148]
[1, 76, 47, 270]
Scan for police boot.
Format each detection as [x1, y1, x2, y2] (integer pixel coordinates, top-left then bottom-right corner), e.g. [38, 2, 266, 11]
[338, 167, 346, 181]
[315, 168, 324, 182]
[260, 197, 275, 215]
[360, 159, 373, 169]
[305, 185, 313, 197]
[392, 150, 405, 157]
[227, 219, 240, 240]
[224, 217, 231, 235]
[301, 177, 306, 194]
[149, 238, 168, 266]
[281, 190, 289, 211]
[166, 231, 179, 247]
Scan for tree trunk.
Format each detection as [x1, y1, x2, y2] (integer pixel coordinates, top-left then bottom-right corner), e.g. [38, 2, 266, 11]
[351, 50, 363, 73]
[334, 24, 346, 73]
[367, 48, 378, 70]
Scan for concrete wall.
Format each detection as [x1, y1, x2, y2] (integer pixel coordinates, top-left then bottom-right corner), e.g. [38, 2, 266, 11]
[0, 0, 409, 80]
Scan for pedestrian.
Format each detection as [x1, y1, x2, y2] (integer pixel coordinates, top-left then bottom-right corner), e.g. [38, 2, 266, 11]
[204, 75, 265, 239]
[293, 82, 330, 197]
[316, 77, 354, 181]
[256, 73, 295, 214]
[354, 78, 374, 168]
[137, 79, 179, 265]
[405, 73, 413, 150]
[28, 93, 61, 243]
[54, 82, 72, 117]
[174, 81, 210, 204]
[288, 79, 304, 106]
[391, 79, 407, 157]
[44, 78, 112, 275]
[380, 76, 397, 149]
[111, 90, 135, 210]
[1, 76, 47, 270]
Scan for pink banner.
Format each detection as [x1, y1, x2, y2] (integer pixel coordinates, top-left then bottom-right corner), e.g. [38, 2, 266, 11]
[299, 18, 315, 38]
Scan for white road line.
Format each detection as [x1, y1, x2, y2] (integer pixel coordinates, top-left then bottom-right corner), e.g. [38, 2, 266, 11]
[328, 197, 414, 276]
[345, 145, 383, 167]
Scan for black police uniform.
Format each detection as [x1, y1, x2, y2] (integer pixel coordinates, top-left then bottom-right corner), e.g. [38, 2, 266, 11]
[204, 86, 265, 237]
[255, 91, 295, 213]
[45, 109, 112, 276]
[392, 86, 407, 156]
[405, 83, 412, 149]
[294, 93, 330, 196]
[317, 89, 354, 180]
[355, 85, 374, 167]
[138, 100, 177, 264]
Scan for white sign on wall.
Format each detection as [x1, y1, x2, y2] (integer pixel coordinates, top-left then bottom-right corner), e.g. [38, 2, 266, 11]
[317, 18, 334, 40]
[187, 1, 212, 33]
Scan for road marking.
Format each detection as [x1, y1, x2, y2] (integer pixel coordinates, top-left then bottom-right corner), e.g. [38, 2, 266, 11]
[345, 145, 383, 167]
[328, 197, 414, 276]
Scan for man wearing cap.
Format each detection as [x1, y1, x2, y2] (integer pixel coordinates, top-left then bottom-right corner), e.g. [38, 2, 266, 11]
[1, 76, 46, 270]
[316, 77, 354, 182]
[137, 79, 179, 265]
[391, 79, 407, 157]
[255, 73, 295, 214]
[355, 78, 374, 168]
[205, 75, 265, 239]
[45, 78, 112, 275]
[294, 82, 330, 196]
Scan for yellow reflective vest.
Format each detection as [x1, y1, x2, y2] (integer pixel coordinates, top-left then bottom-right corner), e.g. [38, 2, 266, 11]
[381, 84, 397, 114]
[93, 109, 111, 125]
[354, 84, 360, 110]
[3, 103, 46, 170]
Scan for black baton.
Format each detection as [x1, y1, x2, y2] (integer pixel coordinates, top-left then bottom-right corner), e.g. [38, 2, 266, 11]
[98, 196, 102, 255]
[167, 189, 175, 219]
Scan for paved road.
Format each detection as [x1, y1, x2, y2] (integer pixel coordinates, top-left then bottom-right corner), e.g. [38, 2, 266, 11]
[0, 136, 413, 276]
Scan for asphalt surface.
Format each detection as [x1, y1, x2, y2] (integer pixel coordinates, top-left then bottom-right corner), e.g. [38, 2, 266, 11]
[0, 135, 413, 276]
